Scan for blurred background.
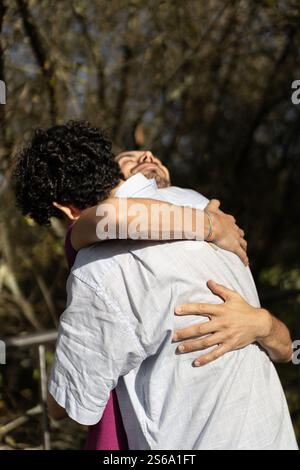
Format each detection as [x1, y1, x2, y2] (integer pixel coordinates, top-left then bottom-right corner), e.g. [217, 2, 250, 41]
[0, 0, 299, 449]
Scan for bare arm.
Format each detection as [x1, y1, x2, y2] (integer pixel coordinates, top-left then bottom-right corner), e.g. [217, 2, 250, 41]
[47, 391, 68, 421]
[71, 198, 248, 265]
[173, 280, 292, 366]
[257, 314, 293, 363]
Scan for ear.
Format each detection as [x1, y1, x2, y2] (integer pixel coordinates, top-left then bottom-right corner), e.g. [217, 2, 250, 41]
[53, 202, 82, 221]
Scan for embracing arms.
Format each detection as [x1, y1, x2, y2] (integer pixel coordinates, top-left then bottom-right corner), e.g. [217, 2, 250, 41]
[173, 280, 293, 366]
[71, 198, 291, 366]
[71, 198, 248, 265]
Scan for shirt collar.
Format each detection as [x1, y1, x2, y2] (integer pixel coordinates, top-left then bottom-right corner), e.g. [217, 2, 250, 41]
[115, 173, 158, 198]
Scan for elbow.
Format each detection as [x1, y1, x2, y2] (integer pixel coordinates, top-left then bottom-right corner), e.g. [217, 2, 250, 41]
[282, 339, 294, 363]
[272, 343, 294, 364]
[48, 407, 66, 421]
[281, 348, 294, 364]
[48, 410, 65, 422]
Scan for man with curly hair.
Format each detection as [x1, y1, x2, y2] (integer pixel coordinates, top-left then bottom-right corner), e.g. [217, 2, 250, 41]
[13, 121, 297, 449]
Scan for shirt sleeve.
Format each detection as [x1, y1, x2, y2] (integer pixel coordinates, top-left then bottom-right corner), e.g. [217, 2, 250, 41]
[48, 273, 145, 425]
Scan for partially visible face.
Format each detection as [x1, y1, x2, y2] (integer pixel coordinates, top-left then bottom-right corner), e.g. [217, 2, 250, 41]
[115, 150, 170, 188]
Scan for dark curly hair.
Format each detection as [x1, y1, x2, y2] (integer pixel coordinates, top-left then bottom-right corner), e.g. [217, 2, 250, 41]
[13, 120, 123, 225]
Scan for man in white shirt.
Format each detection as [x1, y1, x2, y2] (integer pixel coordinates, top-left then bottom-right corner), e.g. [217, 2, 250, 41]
[48, 169, 297, 449]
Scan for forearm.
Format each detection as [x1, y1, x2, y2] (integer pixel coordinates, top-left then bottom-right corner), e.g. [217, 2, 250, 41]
[71, 197, 209, 251]
[117, 198, 208, 240]
[257, 309, 293, 363]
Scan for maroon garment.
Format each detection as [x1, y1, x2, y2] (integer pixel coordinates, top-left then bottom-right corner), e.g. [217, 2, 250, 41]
[64, 224, 129, 450]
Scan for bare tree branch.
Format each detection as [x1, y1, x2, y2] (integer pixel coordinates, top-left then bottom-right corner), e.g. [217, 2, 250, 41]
[16, 0, 57, 123]
[0, 222, 42, 330]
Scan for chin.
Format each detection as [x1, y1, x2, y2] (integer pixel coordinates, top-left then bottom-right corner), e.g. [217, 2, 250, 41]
[143, 170, 170, 188]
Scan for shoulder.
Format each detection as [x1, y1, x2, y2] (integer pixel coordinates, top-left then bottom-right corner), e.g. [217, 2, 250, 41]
[70, 241, 131, 289]
[158, 186, 209, 209]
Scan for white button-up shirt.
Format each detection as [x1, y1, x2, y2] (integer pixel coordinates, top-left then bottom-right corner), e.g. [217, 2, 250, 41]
[49, 174, 297, 450]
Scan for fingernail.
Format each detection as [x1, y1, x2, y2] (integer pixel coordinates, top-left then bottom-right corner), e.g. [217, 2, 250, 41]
[178, 345, 185, 353]
[175, 307, 183, 314]
[194, 360, 201, 367]
[172, 334, 178, 342]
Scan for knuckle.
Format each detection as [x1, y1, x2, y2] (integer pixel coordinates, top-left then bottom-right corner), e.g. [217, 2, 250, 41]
[201, 340, 210, 350]
[197, 325, 203, 335]
[178, 305, 187, 313]
[226, 331, 234, 341]
[183, 342, 192, 352]
[200, 356, 210, 365]
[208, 353, 217, 363]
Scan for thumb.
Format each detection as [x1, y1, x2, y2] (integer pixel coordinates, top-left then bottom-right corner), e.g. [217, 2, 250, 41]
[206, 280, 236, 302]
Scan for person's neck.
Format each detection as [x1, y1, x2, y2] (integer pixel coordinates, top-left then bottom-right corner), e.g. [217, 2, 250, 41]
[110, 179, 125, 196]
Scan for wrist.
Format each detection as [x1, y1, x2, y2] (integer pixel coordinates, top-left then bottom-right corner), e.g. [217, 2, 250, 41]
[204, 211, 215, 241]
[256, 308, 273, 341]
